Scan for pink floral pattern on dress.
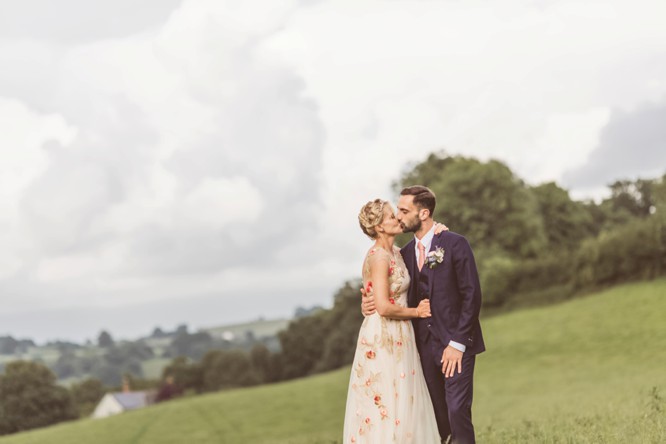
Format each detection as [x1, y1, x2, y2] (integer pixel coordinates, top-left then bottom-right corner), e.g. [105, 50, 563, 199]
[343, 246, 439, 443]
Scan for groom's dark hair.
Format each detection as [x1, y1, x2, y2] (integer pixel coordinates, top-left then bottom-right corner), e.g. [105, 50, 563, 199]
[400, 186, 436, 217]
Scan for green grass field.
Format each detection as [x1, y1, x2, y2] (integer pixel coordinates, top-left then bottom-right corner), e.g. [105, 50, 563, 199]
[1, 279, 664, 443]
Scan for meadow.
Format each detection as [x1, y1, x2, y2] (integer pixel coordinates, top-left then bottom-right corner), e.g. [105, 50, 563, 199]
[1, 279, 664, 443]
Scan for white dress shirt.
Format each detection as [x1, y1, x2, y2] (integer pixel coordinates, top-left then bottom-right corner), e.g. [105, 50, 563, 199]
[415, 224, 466, 353]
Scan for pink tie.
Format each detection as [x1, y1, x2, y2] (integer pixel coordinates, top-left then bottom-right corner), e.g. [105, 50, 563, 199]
[418, 241, 426, 271]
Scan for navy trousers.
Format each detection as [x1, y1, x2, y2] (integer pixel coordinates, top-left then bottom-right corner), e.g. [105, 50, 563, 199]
[417, 334, 476, 444]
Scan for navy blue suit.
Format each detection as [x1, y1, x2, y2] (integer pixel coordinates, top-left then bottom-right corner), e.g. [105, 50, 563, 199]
[401, 230, 485, 444]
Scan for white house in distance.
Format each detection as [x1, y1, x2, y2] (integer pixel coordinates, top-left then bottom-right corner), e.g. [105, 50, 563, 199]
[91, 378, 155, 419]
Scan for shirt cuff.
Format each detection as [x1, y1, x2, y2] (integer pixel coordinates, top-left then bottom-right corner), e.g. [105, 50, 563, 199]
[449, 340, 466, 353]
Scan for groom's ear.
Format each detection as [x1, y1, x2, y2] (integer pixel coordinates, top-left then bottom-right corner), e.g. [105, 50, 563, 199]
[419, 208, 430, 220]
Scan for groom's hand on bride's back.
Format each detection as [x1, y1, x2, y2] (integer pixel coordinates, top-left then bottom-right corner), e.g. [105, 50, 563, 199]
[360, 286, 376, 316]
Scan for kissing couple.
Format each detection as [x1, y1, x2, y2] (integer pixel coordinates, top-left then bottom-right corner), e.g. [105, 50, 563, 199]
[343, 186, 485, 444]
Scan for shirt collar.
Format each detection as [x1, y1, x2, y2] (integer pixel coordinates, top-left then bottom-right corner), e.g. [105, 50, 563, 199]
[414, 223, 436, 251]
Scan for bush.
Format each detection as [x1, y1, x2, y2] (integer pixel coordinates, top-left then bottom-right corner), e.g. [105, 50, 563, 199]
[70, 378, 106, 417]
[479, 255, 518, 308]
[162, 356, 203, 394]
[574, 217, 665, 289]
[0, 361, 77, 435]
[200, 350, 260, 392]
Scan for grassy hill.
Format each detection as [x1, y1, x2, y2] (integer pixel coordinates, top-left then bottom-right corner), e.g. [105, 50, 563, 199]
[1, 279, 664, 443]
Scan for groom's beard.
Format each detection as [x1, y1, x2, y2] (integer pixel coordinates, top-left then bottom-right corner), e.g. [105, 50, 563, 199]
[400, 218, 421, 233]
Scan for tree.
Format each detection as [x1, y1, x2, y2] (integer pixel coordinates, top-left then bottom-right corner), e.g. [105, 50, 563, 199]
[167, 331, 213, 360]
[608, 178, 655, 218]
[0, 337, 18, 355]
[294, 306, 324, 318]
[121, 373, 160, 391]
[530, 182, 596, 250]
[97, 330, 114, 348]
[394, 154, 547, 258]
[315, 280, 364, 372]
[52, 351, 79, 379]
[151, 327, 166, 338]
[14, 339, 35, 355]
[114, 342, 155, 361]
[69, 378, 105, 417]
[0, 361, 77, 435]
[590, 178, 659, 231]
[278, 312, 331, 379]
[249, 344, 271, 383]
[89, 362, 122, 387]
[200, 350, 259, 391]
[162, 356, 203, 393]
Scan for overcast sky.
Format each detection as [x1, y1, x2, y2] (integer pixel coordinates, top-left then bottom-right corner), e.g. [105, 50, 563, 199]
[1, 0, 665, 343]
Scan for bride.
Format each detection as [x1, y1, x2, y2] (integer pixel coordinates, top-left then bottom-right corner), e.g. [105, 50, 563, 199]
[343, 199, 441, 443]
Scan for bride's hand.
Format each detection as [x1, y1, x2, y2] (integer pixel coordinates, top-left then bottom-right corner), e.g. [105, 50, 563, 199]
[434, 221, 449, 235]
[360, 284, 376, 316]
[416, 299, 431, 318]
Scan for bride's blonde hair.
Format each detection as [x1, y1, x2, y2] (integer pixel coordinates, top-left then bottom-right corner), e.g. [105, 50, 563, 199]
[358, 199, 388, 239]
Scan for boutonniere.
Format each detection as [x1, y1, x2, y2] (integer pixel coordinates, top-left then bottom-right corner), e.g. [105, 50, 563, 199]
[425, 247, 445, 269]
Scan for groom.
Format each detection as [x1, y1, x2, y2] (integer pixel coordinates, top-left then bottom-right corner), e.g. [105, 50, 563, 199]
[362, 185, 485, 444]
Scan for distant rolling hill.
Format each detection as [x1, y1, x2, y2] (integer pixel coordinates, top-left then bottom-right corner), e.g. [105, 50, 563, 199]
[1, 279, 664, 443]
[203, 318, 290, 342]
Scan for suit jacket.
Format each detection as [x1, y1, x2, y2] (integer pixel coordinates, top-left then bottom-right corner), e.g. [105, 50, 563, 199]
[401, 230, 486, 364]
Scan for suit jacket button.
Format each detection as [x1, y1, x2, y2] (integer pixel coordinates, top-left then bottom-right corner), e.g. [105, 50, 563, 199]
[427, 323, 432, 328]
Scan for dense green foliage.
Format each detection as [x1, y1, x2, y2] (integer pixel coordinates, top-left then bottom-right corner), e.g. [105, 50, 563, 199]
[394, 153, 666, 311]
[200, 350, 260, 391]
[97, 331, 114, 348]
[278, 280, 364, 379]
[69, 379, 105, 417]
[156, 280, 364, 392]
[0, 361, 77, 435]
[0, 279, 663, 443]
[395, 155, 548, 256]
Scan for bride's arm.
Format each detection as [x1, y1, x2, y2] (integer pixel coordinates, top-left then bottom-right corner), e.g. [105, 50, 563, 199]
[368, 256, 430, 320]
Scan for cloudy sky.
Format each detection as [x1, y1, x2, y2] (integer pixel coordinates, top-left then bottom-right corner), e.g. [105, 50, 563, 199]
[1, 0, 665, 342]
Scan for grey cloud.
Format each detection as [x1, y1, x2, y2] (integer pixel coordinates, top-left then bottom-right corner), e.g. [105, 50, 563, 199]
[0, 42, 62, 113]
[0, 0, 182, 44]
[10, 3, 326, 280]
[562, 100, 666, 190]
[126, 75, 326, 276]
[19, 97, 159, 257]
[0, 283, 332, 343]
[0, 0, 182, 111]
[0, 1, 330, 342]
[122, 25, 325, 276]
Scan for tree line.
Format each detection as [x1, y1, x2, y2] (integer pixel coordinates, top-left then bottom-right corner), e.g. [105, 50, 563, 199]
[151, 155, 666, 392]
[397, 154, 665, 310]
[1, 154, 664, 436]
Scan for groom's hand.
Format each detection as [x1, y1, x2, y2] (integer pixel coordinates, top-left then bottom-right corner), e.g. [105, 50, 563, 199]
[441, 346, 463, 378]
[360, 287, 376, 316]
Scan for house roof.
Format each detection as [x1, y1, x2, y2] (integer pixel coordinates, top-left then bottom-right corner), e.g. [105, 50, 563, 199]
[112, 392, 149, 410]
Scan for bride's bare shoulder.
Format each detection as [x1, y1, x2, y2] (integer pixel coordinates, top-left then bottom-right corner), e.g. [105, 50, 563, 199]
[364, 247, 391, 265]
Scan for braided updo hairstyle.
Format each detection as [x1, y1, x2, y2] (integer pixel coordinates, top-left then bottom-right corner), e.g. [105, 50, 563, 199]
[358, 199, 388, 239]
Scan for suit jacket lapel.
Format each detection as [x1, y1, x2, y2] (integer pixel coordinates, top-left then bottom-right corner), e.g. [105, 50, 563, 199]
[401, 240, 418, 307]
[425, 234, 441, 298]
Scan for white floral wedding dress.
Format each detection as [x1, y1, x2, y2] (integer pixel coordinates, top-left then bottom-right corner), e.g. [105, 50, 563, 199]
[343, 246, 440, 443]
